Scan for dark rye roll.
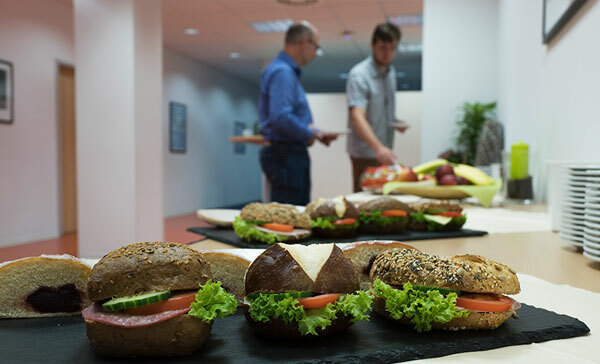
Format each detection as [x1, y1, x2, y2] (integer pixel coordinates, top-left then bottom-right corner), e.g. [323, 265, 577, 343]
[234, 203, 312, 245]
[370, 249, 520, 331]
[83, 242, 237, 357]
[408, 201, 466, 231]
[306, 197, 359, 238]
[357, 197, 412, 234]
[242, 243, 373, 339]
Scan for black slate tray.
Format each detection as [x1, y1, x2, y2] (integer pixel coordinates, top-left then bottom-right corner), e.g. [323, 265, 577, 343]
[187, 226, 488, 248]
[0, 304, 589, 363]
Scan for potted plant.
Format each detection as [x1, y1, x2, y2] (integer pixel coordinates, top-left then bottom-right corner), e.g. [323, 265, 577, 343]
[452, 101, 497, 165]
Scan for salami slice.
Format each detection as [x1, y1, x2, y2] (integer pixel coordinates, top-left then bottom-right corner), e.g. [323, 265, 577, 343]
[255, 226, 311, 238]
[81, 303, 190, 328]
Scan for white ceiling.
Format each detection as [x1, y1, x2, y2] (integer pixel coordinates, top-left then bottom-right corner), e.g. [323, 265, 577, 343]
[162, 0, 423, 91]
[59, 0, 423, 91]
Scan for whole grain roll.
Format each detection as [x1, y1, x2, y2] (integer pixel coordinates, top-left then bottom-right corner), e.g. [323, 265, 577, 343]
[358, 197, 411, 213]
[88, 242, 212, 301]
[372, 296, 513, 331]
[240, 203, 312, 229]
[369, 249, 520, 295]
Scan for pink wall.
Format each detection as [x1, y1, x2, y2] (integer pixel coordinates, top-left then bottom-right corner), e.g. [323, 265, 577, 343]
[0, 0, 74, 247]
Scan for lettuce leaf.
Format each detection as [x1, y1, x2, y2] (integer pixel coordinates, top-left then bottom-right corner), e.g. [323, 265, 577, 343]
[233, 216, 290, 244]
[189, 280, 238, 322]
[372, 279, 469, 332]
[311, 217, 359, 230]
[409, 211, 466, 231]
[359, 211, 408, 226]
[248, 291, 373, 336]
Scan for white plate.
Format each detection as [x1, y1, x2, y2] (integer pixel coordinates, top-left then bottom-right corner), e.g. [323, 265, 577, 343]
[567, 165, 600, 171]
[584, 219, 600, 230]
[584, 232, 600, 243]
[563, 206, 585, 214]
[584, 202, 600, 210]
[562, 201, 585, 209]
[583, 244, 600, 255]
[559, 230, 584, 240]
[560, 224, 584, 235]
[586, 196, 600, 204]
[586, 189, 600, 196]
[562, 212, 585, 220]
[584, 225, 600, 236]
[559, 233, 583, 247]
[585, 214, 600, 224]
[566, 182, 587, 189]
[195, 209, 240, 227]
[583, 251, 600, 262]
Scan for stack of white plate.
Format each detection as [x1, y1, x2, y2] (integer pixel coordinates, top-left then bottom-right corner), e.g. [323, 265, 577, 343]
[559, 166, 588, 247]
[583, 170, 600, 262]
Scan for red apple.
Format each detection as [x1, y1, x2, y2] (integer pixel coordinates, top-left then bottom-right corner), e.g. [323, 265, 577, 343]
[435, 164, 455, 181]
[397, 168, 419, 182]
[439, 174, 458, 186]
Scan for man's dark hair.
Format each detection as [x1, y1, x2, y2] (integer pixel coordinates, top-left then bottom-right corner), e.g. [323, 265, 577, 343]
[285, 22, 314, 44]
[371, 22, 401, 44]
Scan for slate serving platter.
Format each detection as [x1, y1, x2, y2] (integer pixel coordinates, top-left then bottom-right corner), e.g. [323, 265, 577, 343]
[187, 226, 488, 248]
[0, 304, 589, 363]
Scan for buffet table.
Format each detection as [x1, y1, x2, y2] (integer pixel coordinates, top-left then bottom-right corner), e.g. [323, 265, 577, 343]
[185, 199, 598, 363]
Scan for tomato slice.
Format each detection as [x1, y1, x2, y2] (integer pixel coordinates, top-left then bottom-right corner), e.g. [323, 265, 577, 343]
[297, 293, 340, 309]
[381, 210, 408, 217]
[124, 292, 197, 315]
[456, 293, 514, 312]
[261, 223, 294, 232]
[435, 211, 462, 218]
[333, 218, 356, 225]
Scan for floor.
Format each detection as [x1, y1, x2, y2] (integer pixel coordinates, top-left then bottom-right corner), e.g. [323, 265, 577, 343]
[0, 213, 209, 262]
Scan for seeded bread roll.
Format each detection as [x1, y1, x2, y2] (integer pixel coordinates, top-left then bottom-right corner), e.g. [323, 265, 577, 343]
[85, 314, 212, 357]
[240, 203, 311, 229]
[88, 242, 212, 301]
[200, 251, 250, 302]
[358, 197, 411, 213]
[370, 249, 520, 295]
[0, 255, 91, 318]
[372, 296, 514, 330]
[342, 241, 418, 290]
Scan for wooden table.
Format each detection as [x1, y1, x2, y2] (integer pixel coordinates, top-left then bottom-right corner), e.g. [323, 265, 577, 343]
[189, 231, 600, 293]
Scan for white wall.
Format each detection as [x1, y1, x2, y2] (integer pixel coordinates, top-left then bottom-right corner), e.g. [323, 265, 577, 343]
[163, 48, 262, 217]
[308, 91, 422, 200]
[498, 0, 600, 200]
[421, 0, 499, 162]
[0, 0, 73, 248]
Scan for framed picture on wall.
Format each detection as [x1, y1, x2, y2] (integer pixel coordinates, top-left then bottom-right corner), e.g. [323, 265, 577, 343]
[543, 0, 588, 44]
[169, 102, 187, 153]
[0, 59, 14, 124]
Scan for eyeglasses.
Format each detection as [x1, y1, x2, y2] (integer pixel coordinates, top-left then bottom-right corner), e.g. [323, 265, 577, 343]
[308, 38, 324, 56]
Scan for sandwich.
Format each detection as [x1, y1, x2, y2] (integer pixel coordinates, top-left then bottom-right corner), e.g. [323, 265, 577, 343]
[0, 255, 91, 318]
[82, 241, 237, 357]
[200, 251, 251, 303]
[408, 201, 466, 231]
[242, 243, 373, 339]
[370, 249, 521, 331]
[233, 202, 312, 244]
[357, 197, 412, 234]
[305, 197, 359, 238]
[342, 240, 418, 290]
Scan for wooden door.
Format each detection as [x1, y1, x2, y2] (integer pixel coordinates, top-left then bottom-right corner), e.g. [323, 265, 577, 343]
[58, 64, 77, 234]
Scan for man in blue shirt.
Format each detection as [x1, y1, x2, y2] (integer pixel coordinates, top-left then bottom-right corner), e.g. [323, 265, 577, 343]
[259, 22, 337, 205]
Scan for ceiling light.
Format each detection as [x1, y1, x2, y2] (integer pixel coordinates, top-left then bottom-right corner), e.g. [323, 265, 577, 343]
[397, 43, 422, 53]
[184, 28, 199, 35]
[251, 19, 293, 33]
[387, 14, 423, 26]
[342, 30, 353, 40]
[229, 52, 241, 59]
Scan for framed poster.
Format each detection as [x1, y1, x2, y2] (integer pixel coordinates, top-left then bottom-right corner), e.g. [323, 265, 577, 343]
[169, 102, 186, 153]
[543, 0, 587, 44]
[0, 59, 14, 124]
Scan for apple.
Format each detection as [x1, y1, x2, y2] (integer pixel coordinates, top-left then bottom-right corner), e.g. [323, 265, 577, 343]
[457, 176, 472, 185]
[439, 174, 458, 186]
[397, 168, 419, 182]
[435, 164, 455, 181]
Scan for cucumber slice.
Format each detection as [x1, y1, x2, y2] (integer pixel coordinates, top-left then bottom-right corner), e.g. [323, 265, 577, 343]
[413, 285, 460, 296]
[248, 291, 313, 300]
[102, 291, 173, 312]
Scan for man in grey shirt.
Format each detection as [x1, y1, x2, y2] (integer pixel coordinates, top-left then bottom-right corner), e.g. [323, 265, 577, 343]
[346, 23, 409, 192]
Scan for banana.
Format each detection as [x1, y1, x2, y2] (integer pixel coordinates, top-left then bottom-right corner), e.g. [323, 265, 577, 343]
[413, 159, 448, 174]
[454, 164, 495, 186]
